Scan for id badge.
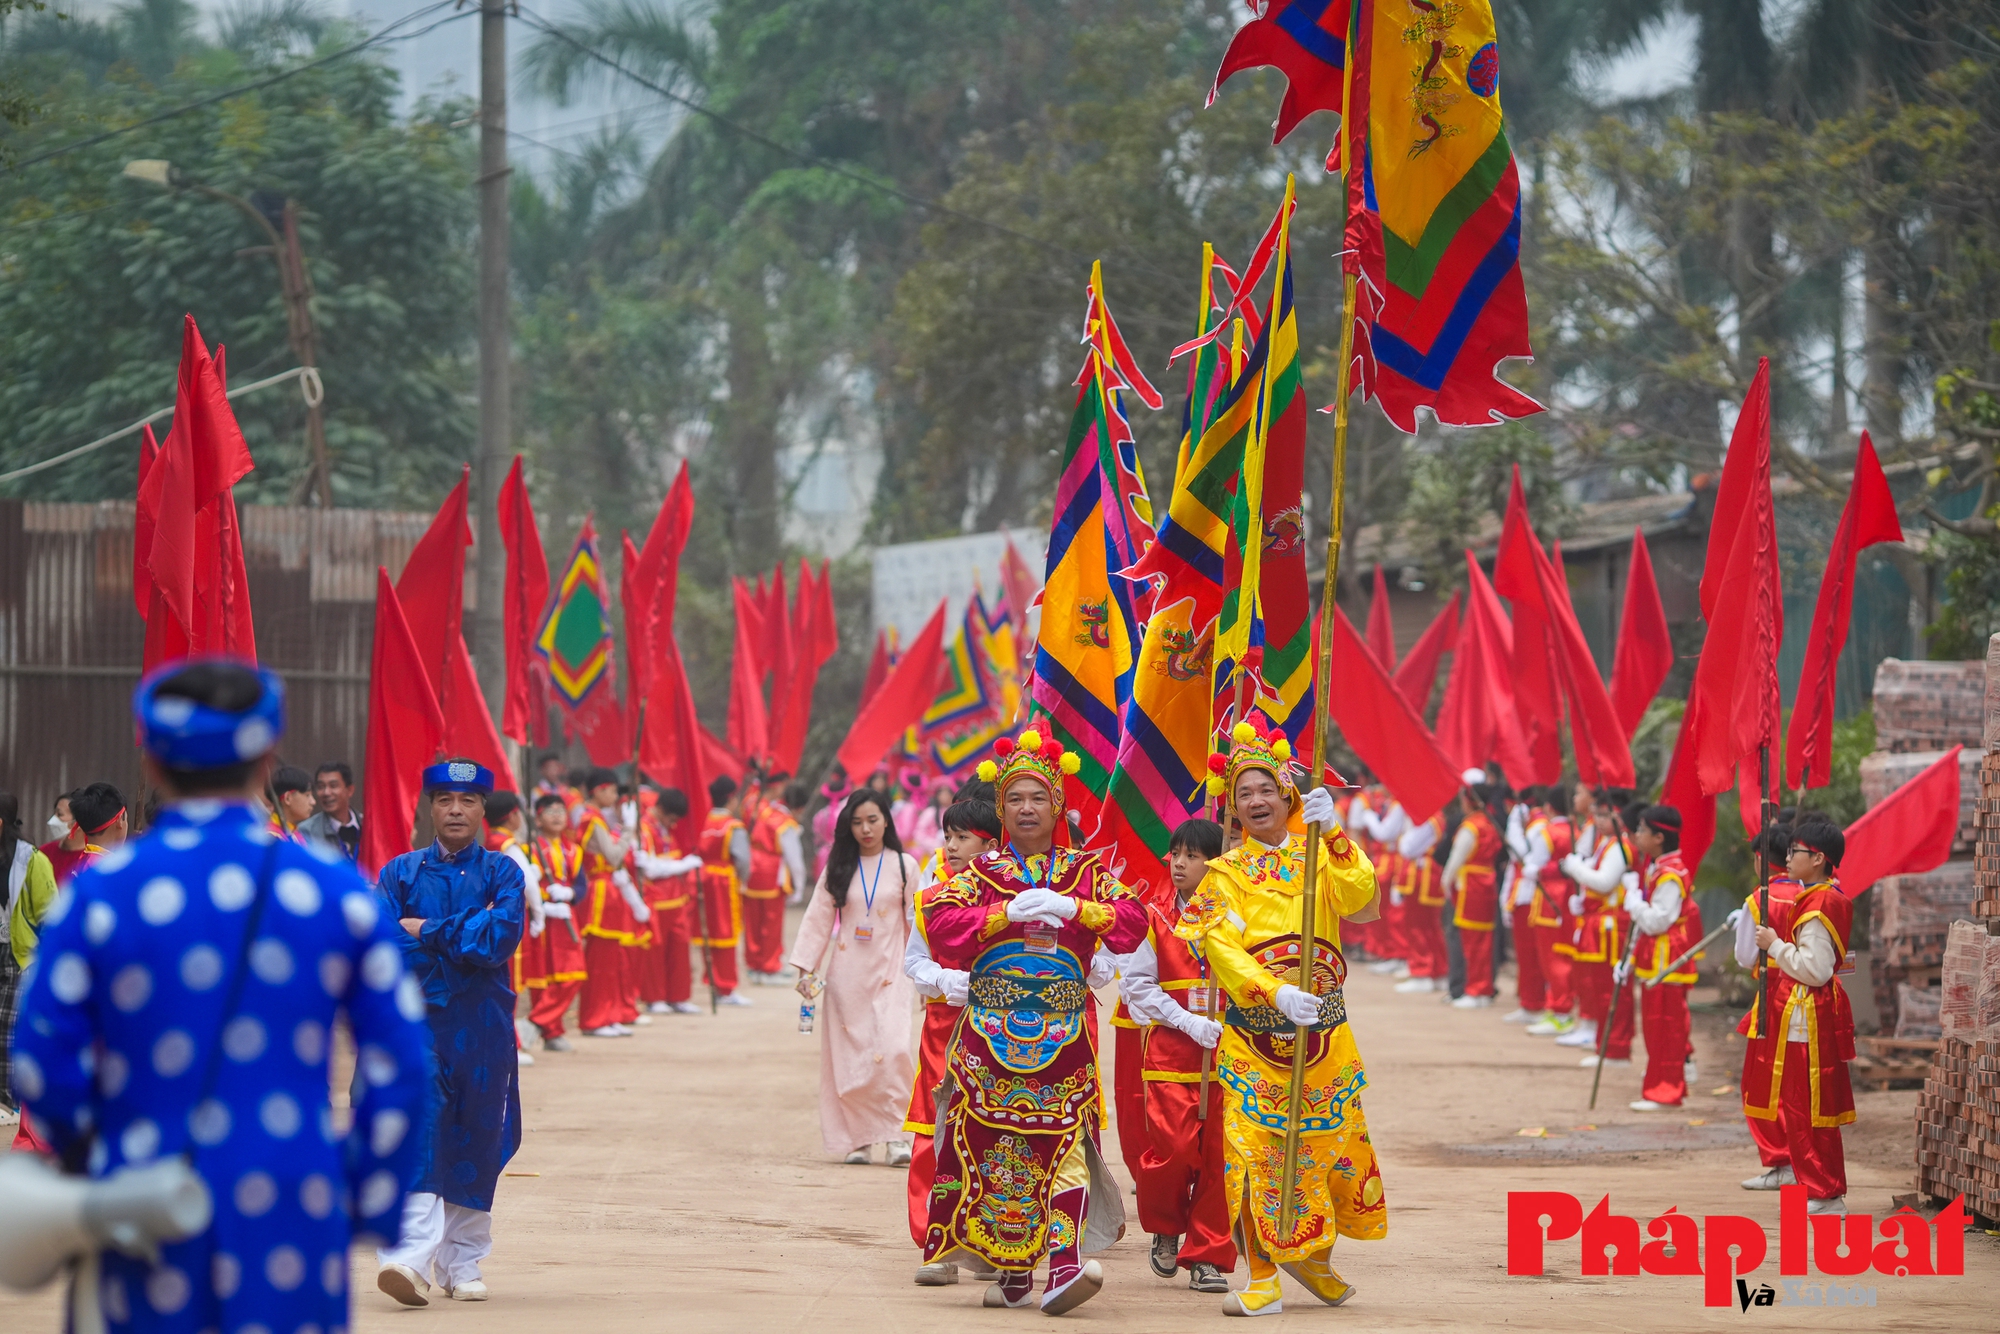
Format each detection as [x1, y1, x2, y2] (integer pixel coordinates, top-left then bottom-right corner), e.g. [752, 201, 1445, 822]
[1187, 986, 1212, 1014]
[1024, 922, 1059, 955]
[854, 923, 874, 942]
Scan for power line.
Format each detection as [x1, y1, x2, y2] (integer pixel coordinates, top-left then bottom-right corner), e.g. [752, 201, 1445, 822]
[7, 1, 473, 173]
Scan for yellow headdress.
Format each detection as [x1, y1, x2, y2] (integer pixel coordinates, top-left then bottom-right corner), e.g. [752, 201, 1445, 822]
[975, 724, 1083, 817]
[1205, 713, 1300, 810]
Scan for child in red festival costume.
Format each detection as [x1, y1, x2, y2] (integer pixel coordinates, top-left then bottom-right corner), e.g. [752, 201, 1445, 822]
[696, 775, 751, 1003]
[633, 787, 705, 1014]
[1122, 817, 1234, 1295]
[1624, 806, 1703, 1110]
[523, 794, 589, 1049]
[1442, 774, 1505, 1006]
[743, 779, 808, 982]
[1522, 785, 1586, 1037]
[574, 769, 652, 1036]
[1557, 797, 1634, 1067]
[1733, 819, 1802, 1186]
[1735, 813, 1855, 1213]
[905, 792, 1000, 1286]
[1393, 813, 1450, 991]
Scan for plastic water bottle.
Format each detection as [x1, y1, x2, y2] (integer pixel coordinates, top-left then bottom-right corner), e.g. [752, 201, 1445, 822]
[798, 999, 816, 1034]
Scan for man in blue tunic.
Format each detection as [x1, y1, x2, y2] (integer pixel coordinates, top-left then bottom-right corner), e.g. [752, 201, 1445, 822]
[374, 759, 526, 1305]
[10, 657, 431, 1334]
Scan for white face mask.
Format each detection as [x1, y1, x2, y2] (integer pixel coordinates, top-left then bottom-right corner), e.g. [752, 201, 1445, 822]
[46, 814, 69, 840]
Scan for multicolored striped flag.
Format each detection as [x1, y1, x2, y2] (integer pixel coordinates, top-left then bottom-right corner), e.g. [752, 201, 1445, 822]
[1028, 267, 1157, 815]
[1340, 0, 1540, 430]
[534, 516, 627, 764]
[919, 594, 1011, 778]
[1089, 596, 1217, 910]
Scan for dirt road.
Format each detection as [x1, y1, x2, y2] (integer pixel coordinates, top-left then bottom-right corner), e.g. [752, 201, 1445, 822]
[6, 930, 1994, 1330]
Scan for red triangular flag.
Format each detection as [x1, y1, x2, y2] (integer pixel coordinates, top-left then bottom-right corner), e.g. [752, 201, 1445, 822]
[1491, 470, 1562, 784]
[1366, 564, 1397, 670]
[1785, 433, 1904, 791]
[726, 578, 771, 763]
[859, 629, 892, 712]
[761, 564, 797, 772]
[1329, 606, 1461, 823]
[360, 569, 447, 877]
[496, 457, 551, 747]
[1661, 698, 1718, 876]
[1528, 531, 1635, 787]
[640, 632, 708, 850]
[835, 601, 948, 782]
[1392, 590, 1458, 716]
[1436, 553, 1533, 784]
[1838, 746, 1961, 897]
[1609, 528, 1674, 739]
[133, 423, 162, 619]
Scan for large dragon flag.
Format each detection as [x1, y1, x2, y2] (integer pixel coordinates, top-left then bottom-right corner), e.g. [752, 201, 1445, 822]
[918, 592, 1012, 779]
[1211, 0, 1538, 431]
[1028, 267, 1158, 816]
[1213, 179, 1314, 746]
[535, 517, 627, 765]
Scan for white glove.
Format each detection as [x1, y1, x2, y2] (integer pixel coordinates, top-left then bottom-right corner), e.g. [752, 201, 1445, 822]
[669, 855, 703, 876]
[1622, 887, 1646, 915]
[1559, 853, 1585, 879]
[1086, 950, 1118, 989]
[633, 902, 652, 923]
[542, 901, 572, 920]
[1726, 907, 1744, 930]
[1300, 786, 1338, 830]
[1273, 984, 1322, 1027]
[614, 869, 650, 921]
[620, 800, 639, 831]
[1613, 959, 1633, 985]
[1181, 1014, 1224, 1049]
[1009, 888, 1078, 922]
[529, 917, 545, 938]
[547, 881, 575, 903]
[942, 971, 970, 1007]
[1567, 893, 1586, 917]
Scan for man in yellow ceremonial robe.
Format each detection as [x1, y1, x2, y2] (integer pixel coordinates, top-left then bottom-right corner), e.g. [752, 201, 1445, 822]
[1178, 717, 1387, 1316]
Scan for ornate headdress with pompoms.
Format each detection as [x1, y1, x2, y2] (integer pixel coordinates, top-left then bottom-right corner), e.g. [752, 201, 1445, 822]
[1204, 712, 1301, 811]
[977, 724, 1083, 816]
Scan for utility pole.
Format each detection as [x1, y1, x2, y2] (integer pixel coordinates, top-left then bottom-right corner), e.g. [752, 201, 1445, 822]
[471, 0, 510, 726]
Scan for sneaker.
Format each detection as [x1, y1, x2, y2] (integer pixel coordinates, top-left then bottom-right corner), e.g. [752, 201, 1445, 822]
[1188, 1262, 1230, 1293]
[1741, 1165, 1795, 1191]
[376, 1263, 430, 1307]
[1367, 959, 1403, 975]
[517, 1050, 535, 1066]
[610, 1024, 634, 1036]
[632, 1014, 654, 1026]
[542, 1036, 574, 1052]
[581, 1026, 624, 1038]
[914, 1262, 959, 1286]
[1451, 994, 1493, 1009]
[648, 1001, 673, 1014]
[1393, 977, 1437, 994]
[446, 1279, 488, 1301]
[983, 1275, 1037, 1309]
[1526, 1014, 1575, 1036]
[1579, 1055, 1631, 1068]
[1554, 1025, 1599, 1048]
[887, 1142, 912, 1167]
[1806, 1196, 1847, 1216]
[844, 1147, 871, 1165]
[1629, 1099, 1677, 1111]
[1500, 1008, 1538, 1023]
[1392, 965, 1412, 980]
[672, 1001, 704, 1014]
[719, 993, 753, 1007]
[1150, 1233, 1182, 1279]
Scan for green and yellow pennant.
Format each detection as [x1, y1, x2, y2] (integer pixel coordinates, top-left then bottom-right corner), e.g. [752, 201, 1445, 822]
[535, 516, 614, 706]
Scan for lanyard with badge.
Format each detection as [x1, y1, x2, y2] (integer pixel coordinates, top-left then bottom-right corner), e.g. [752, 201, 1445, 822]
[852, 852, 883, 941]
[1014, 849, 1059, 954]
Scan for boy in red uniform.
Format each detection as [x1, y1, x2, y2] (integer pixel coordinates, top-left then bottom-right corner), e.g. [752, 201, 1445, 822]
[1393, 813, 1448, 991]
[696, 775, 751, 1004]
[743, 780, 809, 982]
[575, 769, 652, 1035]
[1522, 786, 1583, 1037]
[1625, 806, 1703, 1110]
[905, 795, 1001, 1285]
[1122, 817, 1233, 1295]
[634, 787, 705, 1014]
[1442, 776, 1504, 1006]
[1733, 821, 1801, 1185]
[1557, 800, 1634, 1066]
[1736, 814, 1854, 1213]
[525, 794, 588, 1050]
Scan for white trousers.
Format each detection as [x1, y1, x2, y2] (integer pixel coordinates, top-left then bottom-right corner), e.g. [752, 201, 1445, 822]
[377, 1192, 493, 1288]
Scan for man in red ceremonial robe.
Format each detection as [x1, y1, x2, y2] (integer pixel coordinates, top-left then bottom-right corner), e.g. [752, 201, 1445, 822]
[1625, 807, 1703, 1109]
[921, 727, 1148, 1314]
[574, 769, 652, 1035]
[1120, 817, 1233, 1294]
[1441, 773, 1503, 1006]
[1557, 800, 1635, 1067]
[743, 780, 808, 981]
[633, 787, 705, 1014]
[1735, 814, 1855, 1213]
[696, 774, 751, 1004]
[523, 795, 588, 1048]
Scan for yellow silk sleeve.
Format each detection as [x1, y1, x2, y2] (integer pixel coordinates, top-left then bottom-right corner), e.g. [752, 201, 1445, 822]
[1188, 871, 1282, 1011]
[1322, 830, 1379, 918]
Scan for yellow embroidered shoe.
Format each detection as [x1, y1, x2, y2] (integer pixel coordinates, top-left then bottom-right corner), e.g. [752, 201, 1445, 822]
[1221, 1274, 1284, 1317]
[1280, 1252, 1356, 1306]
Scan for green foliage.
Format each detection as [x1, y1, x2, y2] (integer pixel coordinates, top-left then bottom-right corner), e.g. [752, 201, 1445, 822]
[0, 27, 476, 507]
[1396, 421, 1573, 593]
[1928, 528, 2000, 659]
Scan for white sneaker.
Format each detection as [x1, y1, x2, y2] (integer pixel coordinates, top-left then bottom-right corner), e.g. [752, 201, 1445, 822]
[1393, 965, 1412, 980]
[1554, 1025, 1599, 1048]
[446, 1279, 489, 1301]
[581, 1026, 623, 1038]
[1500, 1008, 1537, 1024]
[1451, 995, 1493, 1009]
[1628, 1099, 1676, 1111]
[632, 1014, 653, 1026]
[377, 1263, 431, 1307]
[1368, 959, 1403, 974]
[1684, 1059, 1699, 1083]
[517, 1050, 535, 1066]
[1579, 1055, 1631, 1068]
[1741, 1165, 1795, 1191]
[648, 1001, 673, 1014]
[1806, 1196, 1847, 1216]
[1526, 1014, 1575, 1036]
[1393, 977, 1436, 994]
[719, 992, 754, 1007]
[887, 1141, 913, 1167]
[672, 1001, 704, 1014]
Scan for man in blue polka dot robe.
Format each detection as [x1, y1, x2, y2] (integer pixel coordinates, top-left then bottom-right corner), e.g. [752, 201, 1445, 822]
[371, 759, 525, 1305]
[11, 658, 431, 1334]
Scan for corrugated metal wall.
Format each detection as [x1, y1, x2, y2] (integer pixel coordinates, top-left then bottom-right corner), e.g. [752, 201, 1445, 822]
[0, 501, 430, 828]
